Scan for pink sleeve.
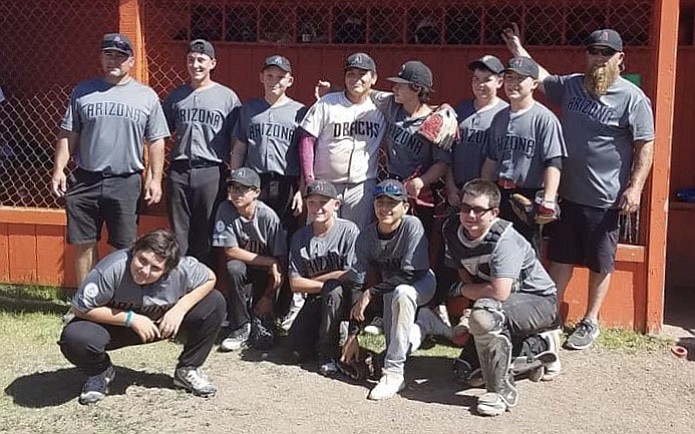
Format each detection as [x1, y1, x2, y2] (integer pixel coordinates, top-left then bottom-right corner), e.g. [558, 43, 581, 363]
[299, 131, 317, 185]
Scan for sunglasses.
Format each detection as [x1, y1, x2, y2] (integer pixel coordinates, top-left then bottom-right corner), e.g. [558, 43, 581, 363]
[587, 47, 618, 57]
[374, 183, 405, 197]
[459, 203, 494, 216]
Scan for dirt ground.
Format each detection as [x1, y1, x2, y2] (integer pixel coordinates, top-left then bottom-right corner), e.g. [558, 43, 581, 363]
[3, 336, 695, 434]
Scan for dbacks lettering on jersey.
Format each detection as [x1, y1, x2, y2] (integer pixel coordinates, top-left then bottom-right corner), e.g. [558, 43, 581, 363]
[249, 122, 294, 142]
[174, 107, 225, 129]
[496, 135, 536, 158]
[301, 252, 347, 278]
[81, 101, 143, 122]
[386, 123, 426, 156]
[332, 121, 381, 139]
[566, 96, 615, 124]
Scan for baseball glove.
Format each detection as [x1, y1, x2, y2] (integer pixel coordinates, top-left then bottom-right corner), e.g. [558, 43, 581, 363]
[418, 104, 459, 151]
[248, 315, 276, 351]
[509, 193, 560, 225]
[337, 349, 382, 382]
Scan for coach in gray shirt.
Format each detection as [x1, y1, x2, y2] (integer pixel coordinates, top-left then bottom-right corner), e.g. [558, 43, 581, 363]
[504, 26, 655, 350]
[51, 33, 170, 286]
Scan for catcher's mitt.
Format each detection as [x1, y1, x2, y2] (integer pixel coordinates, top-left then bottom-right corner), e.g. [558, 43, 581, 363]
[509, 193, 560, 226]
[248, 315, 276, 351]
[418, 104, 459, 151]
[337, 349, 382, 382]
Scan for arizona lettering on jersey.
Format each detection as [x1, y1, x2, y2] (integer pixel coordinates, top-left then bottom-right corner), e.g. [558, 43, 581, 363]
[174, 107, 225, 129]
[81, 101, 143, 123]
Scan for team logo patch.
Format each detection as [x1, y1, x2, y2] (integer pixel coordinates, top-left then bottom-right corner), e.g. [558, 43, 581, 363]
[216, 220, 225, 232]
[84, 282, 99, 299]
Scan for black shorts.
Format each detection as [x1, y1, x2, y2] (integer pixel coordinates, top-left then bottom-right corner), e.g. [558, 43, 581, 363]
[64, 169, 141, 248]
[547, 199, 619, 274]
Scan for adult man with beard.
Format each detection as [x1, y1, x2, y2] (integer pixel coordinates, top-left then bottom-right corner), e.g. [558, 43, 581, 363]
[503, 26, 655, 350]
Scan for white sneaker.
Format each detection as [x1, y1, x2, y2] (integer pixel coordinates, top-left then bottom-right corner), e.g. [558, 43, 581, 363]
[219, 323, 251, 352]
[539, 329, 562, 381]
[280, 293, 306, 331]
[173, 367, 217, 398]
[368, 372, 405, 401]
[416, 307, 453, 340]
[364, 317, 384, 335]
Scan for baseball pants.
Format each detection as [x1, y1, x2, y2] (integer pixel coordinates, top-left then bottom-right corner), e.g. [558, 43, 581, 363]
[224, 259, 271, 331]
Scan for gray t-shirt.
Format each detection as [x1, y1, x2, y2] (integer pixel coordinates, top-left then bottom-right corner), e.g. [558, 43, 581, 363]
[371, 91, 451, 179]
[233, 97, 307, 177]
[211, 200, 287, 257]
[544, 74, 655, 208]
[163, 82, 241, 164]
[289, 218, 359, 278]
[350, 215, 429, 286]
[443, 217, 556, 296]
[486, 102, 567, 189]
[453, 99, 509, 186]
[72, 249, 211, 321]
[61, 78, 170, 174]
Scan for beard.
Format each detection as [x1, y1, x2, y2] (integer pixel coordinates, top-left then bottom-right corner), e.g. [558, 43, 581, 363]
[584, 61, 621, 97]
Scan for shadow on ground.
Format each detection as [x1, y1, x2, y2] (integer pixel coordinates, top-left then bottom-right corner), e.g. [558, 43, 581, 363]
[4, 366, 176, 408]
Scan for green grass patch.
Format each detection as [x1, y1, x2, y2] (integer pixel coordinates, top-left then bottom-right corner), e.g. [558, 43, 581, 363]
[0, 284, 72, 304]
[594, 327, 673, 353]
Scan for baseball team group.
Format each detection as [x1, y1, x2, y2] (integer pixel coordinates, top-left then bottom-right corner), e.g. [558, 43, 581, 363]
[48, 23, 654, 417]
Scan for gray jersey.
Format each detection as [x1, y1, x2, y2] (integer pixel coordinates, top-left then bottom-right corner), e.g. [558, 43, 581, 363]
[211, 200, 287, 257]
[289, 218, 359, 278]
[350, 215, 429, 286]
[443, 217, 556, 296]
[72, 249, 211, 321]
[163, 82, 241, 164]
[544, 74, 655, 208]
[371, 91, 451, 179]
[233, 97, 307, 177]
[61, 78, 170, 174]
[453, 99, 509, 186]
[486, 102, 567, 189]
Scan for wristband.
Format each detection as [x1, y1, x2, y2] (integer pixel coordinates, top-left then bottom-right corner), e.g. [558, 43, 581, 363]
[125, 310, 134, 328]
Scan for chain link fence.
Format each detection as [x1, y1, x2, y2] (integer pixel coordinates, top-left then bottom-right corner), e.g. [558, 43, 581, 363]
[0, 0, 655, 243]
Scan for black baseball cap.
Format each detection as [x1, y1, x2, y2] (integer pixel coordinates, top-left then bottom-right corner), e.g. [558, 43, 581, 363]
[504, 56, 540, 79]
[345, 52, 376, 73]
[387, 61, 433, 90]
[304, 180, 339, 200]
[586, 29, 623, 52]
[189, 39, 215, 59]
[101, 33, 133, 56]
[374, 179, 408, 202]
[226, 168, 260, 189]
[263, 55, 292, 73]
[468, 55, 505, 74]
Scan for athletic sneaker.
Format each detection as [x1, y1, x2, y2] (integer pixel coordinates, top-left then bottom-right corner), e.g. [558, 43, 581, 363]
[173, 366, 217, 398]
[565, 318, 600, 350]
[368, 371, 405, 401]
[364, 317, 384, 335]
[416, 307, 453, 340]
[540, 329, 562, 381]
[476, 378, 518, 416]
[219, 322, 251, 352]
[78, 365, 116, 405]
[318, 356, 339, 377]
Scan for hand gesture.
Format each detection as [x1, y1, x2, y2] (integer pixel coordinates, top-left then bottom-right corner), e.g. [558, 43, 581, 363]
[501, 23, 523, 56]
[158, 306, 186, 339]
[130, 313, 161, 343]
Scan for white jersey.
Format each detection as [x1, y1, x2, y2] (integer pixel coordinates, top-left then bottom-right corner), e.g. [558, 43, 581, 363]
[300, 92, 385, 183]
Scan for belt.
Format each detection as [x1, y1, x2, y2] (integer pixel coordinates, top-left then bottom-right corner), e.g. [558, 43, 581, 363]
[497, 179, 518, 190]
[76, 167, 140, 179]
[171, 159, 222, 169]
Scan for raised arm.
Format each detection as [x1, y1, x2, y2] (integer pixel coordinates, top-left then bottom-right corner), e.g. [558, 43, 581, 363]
[501, 23, 551, 92]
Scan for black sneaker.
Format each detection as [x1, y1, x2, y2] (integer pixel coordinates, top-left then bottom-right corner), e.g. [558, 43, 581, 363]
[318, 356, 339, 377]
[79, 365, 116, 405]
[565, 319, 600, 350]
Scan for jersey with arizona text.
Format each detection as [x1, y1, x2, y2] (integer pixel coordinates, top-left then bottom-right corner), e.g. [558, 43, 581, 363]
[234, 97, 307, 177]
[72, 249, 211, 321]
[442, 216, 556, 296]
[289, 218, 359, 279]
[371, 91, 451, 180]
[211, 200, 287, 258]
[349, 215, 429, 287]
[453, 98, 509, 186]
[163, 82, 240, 164]
[61, 78, 170, 174]
[544, 74, 655, 208]
[486, 102, 566, 189]
[300, 92, 385, 183]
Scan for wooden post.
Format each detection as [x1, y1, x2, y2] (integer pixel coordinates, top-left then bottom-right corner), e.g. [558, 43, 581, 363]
[645, 0, 679, 333]
[119, 0, 148, 84]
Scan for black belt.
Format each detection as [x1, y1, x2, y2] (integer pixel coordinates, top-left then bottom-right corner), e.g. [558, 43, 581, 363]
[76, 167, 140, 179]
[170, 159, 222, 169]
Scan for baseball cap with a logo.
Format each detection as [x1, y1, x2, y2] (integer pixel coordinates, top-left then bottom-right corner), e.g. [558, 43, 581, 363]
[374, 179, 408, 202]
[468, 55, 505, 74]
[345, 52, 377, 73]
[586, 29, 623, 52]
[387, 61, 433, 90]
[102, 33, 133, 56]
[189, 39, 215, 59]
[504, 56, 540, 79]
[304, 180, 339, 200]
[226, 168, 260, 189]
[263, 55, 292, 73]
